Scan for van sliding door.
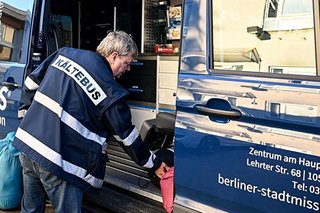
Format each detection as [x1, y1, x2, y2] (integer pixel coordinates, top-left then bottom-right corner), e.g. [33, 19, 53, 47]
[175, 0, 320, 212]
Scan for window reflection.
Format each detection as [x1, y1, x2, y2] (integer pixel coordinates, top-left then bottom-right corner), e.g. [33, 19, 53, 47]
[0, 1, 33, 62]
[0, 46, 11, 60]
[212, 0, 316, 76]
[2, 25, 14, 43]
[282, 0, 312, 15]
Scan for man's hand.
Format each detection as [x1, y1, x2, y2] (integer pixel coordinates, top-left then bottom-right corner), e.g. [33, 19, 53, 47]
[155, 162, 171, 179]
[102, 142, 108, 154]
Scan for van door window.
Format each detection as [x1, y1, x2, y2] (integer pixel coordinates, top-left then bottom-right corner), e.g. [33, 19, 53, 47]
[211, 0, 317, 76]
[0, 0, 34, 63]
[50, 15, 73, 48]
[44, 0, 78, 56]
[0, 0, 35, 138]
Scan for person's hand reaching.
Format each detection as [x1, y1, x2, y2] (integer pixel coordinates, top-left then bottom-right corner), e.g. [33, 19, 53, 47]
[148, 148, 174, 188]
[155, 162, 171, 178]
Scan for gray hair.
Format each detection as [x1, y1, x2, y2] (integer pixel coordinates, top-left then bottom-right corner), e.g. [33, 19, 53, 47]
[96, 31, 138, 58]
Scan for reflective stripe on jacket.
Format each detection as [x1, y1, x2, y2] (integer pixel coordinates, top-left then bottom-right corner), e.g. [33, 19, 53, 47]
[13, 47, 156, 191]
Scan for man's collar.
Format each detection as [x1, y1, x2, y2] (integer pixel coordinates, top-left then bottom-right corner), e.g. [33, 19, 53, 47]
[95, 52, 112, 74]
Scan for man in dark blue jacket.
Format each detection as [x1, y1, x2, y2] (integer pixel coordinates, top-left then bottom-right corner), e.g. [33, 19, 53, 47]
[13, 31, 172, 213]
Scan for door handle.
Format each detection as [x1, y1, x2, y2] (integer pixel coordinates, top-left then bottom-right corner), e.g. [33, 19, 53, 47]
[128, 88, 143, 93]
[2, 81, 21, 89]
[194, 105, 242, 119]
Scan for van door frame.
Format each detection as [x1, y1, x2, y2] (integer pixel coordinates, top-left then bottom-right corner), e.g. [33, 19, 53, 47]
[314, 0, 320, 75]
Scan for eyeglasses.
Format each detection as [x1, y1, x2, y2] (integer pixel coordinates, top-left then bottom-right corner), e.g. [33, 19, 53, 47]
[118, 55, 133, 67]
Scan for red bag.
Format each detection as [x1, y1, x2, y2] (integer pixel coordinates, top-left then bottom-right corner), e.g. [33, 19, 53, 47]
[160, 167, 174, 213]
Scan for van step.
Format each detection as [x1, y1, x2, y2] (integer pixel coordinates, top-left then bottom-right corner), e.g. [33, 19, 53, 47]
[83, 183, 165, 213]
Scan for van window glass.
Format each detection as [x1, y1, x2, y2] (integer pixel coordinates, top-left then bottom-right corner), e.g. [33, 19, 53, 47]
[212, 0, 317, 76]
[0, 0, 34, 63]
[50, 15, 73, 48]
[282, 0, 312, 15]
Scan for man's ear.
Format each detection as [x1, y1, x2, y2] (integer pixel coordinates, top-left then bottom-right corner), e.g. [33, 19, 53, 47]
[110, 52, 118, 64]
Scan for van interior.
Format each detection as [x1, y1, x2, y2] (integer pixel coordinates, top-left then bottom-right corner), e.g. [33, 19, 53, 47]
[44, 0, 175, 205]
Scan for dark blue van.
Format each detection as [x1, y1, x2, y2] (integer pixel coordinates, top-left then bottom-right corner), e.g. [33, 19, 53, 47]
[174, 0, 320, 212]
[1, 0, 320, 212]
[0, 1, 32, 138]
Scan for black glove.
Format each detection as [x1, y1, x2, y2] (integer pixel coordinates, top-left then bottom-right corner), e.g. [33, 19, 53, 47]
[153, 149, 174, 169]
[148, 149, 174, 188]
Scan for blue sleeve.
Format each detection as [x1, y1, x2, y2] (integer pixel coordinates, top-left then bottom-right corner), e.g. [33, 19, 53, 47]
[102, 99, 157, 170]
[18, 50, 58, 119]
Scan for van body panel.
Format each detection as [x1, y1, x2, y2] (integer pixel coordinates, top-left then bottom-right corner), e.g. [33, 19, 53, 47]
[175, 0, 320, 212]
[1, 0, 320, 212]
[0, 0, 35, 138]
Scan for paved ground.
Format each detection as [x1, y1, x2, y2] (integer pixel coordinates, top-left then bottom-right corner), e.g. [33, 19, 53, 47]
[0, 203, 101, 213]
[0, 203, 54, 213]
